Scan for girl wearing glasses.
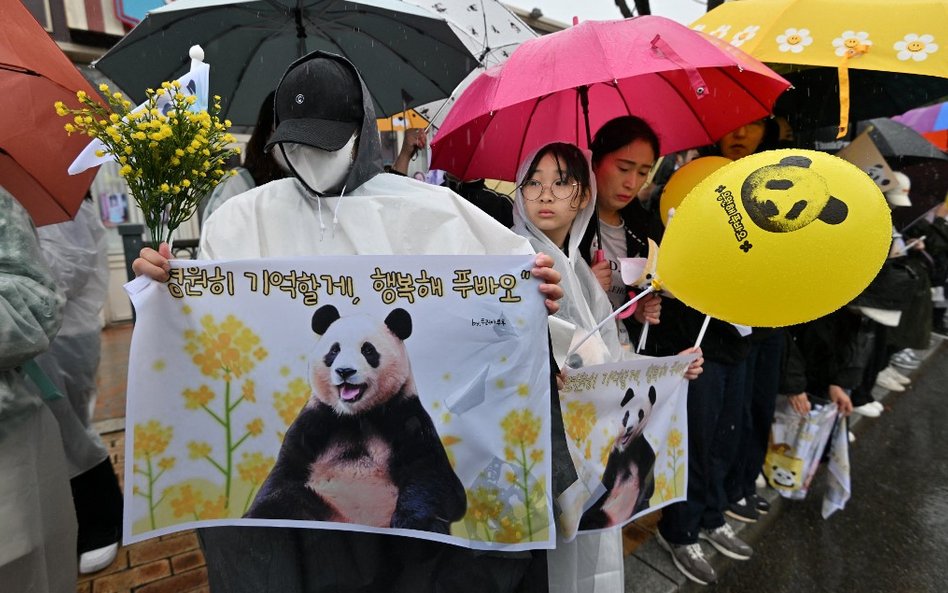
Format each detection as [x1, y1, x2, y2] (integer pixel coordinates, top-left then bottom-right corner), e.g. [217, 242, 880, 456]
[513, 142, 622, 367]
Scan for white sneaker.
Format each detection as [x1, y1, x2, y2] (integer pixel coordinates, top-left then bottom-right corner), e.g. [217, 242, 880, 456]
[882, 366, 911, 385]
[853, 403, 881, 417]
[79, 542, 119, 574]
[867, 401, 884, 413]
[875, 372, 906, 392]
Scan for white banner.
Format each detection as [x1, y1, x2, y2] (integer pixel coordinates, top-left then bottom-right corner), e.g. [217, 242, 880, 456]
[123, 255, 554, 551]
[558, 354, 694, 539]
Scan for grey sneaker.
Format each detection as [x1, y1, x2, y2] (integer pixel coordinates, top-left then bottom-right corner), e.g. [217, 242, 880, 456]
[699, 523, 753, 560]
[656, 532, 717, 586]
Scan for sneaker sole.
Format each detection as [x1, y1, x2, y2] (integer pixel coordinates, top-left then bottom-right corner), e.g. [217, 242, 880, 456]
[698, 533, 752, 561]
[656, 535, 714, 586]
[724, 508, 758, 523]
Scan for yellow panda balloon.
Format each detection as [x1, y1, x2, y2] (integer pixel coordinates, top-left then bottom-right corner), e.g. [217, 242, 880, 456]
[656, 149, 891, 328]
[659, 156, 731, 226]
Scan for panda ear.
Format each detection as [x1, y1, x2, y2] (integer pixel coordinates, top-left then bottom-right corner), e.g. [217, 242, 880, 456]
[818, 196, 849, 225]
[779, 155, 812, 168]
[648, 386, 657, 405]
[620, 388, 635, 407]
[384, 308, 412, 341]
[311, 305, 340, 335]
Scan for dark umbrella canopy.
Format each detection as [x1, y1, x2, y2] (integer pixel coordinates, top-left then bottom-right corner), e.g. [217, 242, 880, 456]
[857, 118, 948, 162]
[94, 0, 476, 126]
[798, 117, 948, 163]
[775, 67, 948, 134]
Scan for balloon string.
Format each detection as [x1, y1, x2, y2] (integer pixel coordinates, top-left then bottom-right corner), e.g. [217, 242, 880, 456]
[567, 286, 654, 361]
[694, 315, 711, 350]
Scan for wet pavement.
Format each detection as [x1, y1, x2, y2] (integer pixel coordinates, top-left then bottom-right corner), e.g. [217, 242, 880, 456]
[708, 342, 948, 593]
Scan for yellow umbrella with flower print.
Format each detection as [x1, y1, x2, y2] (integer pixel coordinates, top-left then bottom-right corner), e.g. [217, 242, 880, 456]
[691, 0, 948, 137]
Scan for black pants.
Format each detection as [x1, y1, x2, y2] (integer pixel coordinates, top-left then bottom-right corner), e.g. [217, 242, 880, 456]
[658, 358, 747, 545]
[725, 331, 784, 503]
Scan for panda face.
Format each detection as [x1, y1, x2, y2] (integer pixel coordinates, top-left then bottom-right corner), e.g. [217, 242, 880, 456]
[309, 306, 413, 415]
[770, 465, 797, 488]
[614, 386, 657, 452]
[741, 155, 848, 233]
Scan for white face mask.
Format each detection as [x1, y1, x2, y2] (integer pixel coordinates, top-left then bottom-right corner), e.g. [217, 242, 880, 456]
[277, 133, 357, 193]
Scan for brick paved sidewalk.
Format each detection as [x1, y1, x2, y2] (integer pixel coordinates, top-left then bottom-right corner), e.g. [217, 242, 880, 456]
[81, 324, 209, 593]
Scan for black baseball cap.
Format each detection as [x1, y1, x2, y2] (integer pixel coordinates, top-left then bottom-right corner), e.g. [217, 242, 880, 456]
[267, 53, 364, 152]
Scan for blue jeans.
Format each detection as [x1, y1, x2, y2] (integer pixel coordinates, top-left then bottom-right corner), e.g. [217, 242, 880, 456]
[658, 358, 747, 545]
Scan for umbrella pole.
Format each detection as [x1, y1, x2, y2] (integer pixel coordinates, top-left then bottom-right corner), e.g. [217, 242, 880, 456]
[579, 84, 605, 265]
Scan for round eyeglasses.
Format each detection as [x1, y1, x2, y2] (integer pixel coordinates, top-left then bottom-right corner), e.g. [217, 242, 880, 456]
[520, 179, 580, 201]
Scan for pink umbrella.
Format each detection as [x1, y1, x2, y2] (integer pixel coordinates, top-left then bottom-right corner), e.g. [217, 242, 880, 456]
[430, 16, 791, 182]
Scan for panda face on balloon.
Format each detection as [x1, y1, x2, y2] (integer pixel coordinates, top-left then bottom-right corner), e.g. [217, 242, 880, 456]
[740, 155, 849, 233]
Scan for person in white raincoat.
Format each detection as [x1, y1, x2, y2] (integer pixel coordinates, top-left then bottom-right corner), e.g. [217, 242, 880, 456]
[510, 143, 625, 593]
[0, 186, 75, 593]
[134, 51, 566, 593]
[33, 198, 124, 574]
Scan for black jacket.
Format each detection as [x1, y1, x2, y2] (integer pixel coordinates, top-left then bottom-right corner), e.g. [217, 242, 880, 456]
[780, 308, 872, 397]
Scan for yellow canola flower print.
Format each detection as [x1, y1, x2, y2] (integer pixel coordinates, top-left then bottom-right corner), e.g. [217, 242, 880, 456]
[499, 408, 545, 541]
[133, 420, 175, 529]
[180, 314, 268, 510]
[237, 451, 276, 514]
[273, 376, 310, 427]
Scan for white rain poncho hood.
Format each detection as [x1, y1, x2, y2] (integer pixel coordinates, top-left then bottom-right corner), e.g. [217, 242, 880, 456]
[512, 146, 621, 368]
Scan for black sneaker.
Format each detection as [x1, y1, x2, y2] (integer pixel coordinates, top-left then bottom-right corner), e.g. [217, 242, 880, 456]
[724, 497, 759, 523]
[656, 532, 717, 586]
[752, 493, 771, 515]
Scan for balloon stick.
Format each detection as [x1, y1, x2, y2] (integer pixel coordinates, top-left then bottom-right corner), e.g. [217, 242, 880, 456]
[694, 315, 711, 349]
[567, 286, 654, 361]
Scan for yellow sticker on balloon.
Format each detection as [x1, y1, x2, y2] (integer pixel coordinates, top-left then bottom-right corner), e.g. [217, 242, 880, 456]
[656, 149, 892, 327]
[659, 156, 731, 226]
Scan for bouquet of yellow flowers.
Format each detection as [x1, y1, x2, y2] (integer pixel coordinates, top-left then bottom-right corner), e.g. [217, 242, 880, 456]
[56, 81, 240, 249]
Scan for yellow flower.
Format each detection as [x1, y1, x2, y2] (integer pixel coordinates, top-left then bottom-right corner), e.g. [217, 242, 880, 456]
[242, 379, 256, 403]
[495, 516, 525, 543]
[237, 451, 274, 484]
[112, 92, 122, 99]
[157, 456, 176, 471]
[76, 90, 87, 100]
[182, 384, 215, 409]
[172, 80, 182, 89]
[170, 484, 203, 518]
[119, 164, 132, 177]
[176, 149, 186, 157]
[187, 440, 212, 459]
[668, 429, 682, 450]
[246, 418, 264, 436]
[94, 149, 105, 158]
[201, 495, 228, 519]
[530, 449, 544, 464]
[132, 131, 147, 141]
[466, 486, 503, 522]
[563, 401, 596, 444]
[501, 409, 541, 449]
[160, 183, 170, 193]
[98, 83, 109, 92]
[63, 123, 76, 133]
[134, 420, 173, 459]
[273, 377, 310, 425]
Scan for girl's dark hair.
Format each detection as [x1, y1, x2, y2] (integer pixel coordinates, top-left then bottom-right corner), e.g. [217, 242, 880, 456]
[244, 91, 288, 186]
[590, 116, 660, 167]
[523, 142, 591, 203]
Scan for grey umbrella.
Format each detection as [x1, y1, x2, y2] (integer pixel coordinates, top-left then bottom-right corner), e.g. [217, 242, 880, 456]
[93, 0, 476, 126]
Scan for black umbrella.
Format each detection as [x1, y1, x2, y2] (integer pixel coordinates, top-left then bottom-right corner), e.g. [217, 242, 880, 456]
[857, 118, 948, 162]
[775, 67, 948, 135]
